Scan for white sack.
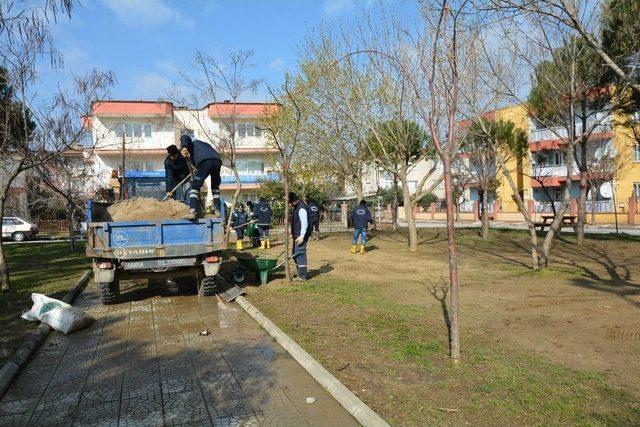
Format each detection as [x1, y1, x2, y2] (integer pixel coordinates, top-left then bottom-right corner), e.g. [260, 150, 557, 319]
[21, 293, 71, 322]
[41, 306, 94, 335]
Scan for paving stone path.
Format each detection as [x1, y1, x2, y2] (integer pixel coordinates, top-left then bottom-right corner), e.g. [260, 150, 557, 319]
[0, 282, 357, 426]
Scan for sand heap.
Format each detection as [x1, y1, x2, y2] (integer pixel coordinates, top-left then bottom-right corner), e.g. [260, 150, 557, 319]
[106, 197, 191, 221]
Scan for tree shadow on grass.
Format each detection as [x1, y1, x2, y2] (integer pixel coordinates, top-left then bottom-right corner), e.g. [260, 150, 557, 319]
[428, 284, 452, 355]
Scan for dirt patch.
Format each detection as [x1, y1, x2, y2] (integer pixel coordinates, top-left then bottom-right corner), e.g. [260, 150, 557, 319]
[106, 197, 190, 221]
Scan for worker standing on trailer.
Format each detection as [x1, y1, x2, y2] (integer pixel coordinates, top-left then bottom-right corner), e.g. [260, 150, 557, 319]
[289, 192, 312, 281]
[231, 203, 249, 250]
[164, 145, 190, 202]
[180, 135, 222, 219]
[350, 199, 374, 254]
[253, 197, 272, 249]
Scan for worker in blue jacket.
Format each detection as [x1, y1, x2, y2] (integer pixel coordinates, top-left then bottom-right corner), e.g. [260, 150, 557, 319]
[289, 192, 312, 281]
[164, 145, 190, 202]
[350, 199, 374, 254]
[231, 203, 249, 250]
[180, 134, 222, 219]
[308, 200, 321, 240]
[253, 197, 272, 249]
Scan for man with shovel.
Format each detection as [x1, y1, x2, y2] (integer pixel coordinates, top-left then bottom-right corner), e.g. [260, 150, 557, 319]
[164, 145, 190, 202]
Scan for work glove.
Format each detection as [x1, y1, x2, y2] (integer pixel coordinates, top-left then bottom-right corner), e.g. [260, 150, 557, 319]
[166, 192, 174, 199]
[295, 235, 304, 245]
[181, 148, 190, 158]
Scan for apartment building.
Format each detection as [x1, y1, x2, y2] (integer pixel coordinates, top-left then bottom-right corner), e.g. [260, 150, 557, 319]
[88, 100, 278, 206]
[458, 104, 640, 224]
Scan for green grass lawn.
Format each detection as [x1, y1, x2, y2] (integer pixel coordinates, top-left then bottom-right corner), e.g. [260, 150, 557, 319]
[247, 229, 640, 425]
[0, 242, 89, 365]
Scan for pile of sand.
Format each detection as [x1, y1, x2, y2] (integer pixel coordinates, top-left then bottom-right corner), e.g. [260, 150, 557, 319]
[107, 197, 191, 221]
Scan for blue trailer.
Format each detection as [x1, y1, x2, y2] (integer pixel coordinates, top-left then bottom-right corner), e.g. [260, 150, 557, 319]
[85, 199, 226, 304]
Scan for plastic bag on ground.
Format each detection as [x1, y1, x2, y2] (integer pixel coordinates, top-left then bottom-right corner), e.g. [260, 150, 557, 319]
[41, 306, 94, 335]
[21, 293, 71, 322]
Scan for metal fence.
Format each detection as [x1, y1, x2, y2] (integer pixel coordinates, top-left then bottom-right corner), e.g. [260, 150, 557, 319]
[534, 201, 562, 213]
[585, 200, 615, 213]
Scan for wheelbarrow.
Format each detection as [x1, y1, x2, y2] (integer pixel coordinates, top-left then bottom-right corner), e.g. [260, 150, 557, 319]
[232, 251, 298, 286]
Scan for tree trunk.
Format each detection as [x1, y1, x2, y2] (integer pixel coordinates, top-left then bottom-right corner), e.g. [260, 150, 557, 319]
[495, 155, 539, 269]
[399, 171, 418, 251]
[0, 196, 10, 292]
[354, 179, 363, 202]
[441, 154, 460, 362]
[225, 166, 243, 247]
[481, 189, 489, 240]
[67, 201, 76, 252]
[577, 173, 587, 245]
[283, 175, 292, 281]
[392, 174, 399, 231]
[590, 185, 597, 224]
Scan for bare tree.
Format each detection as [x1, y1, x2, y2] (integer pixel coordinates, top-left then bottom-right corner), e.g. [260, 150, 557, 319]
[261, 76, 303, 282]
[175, 50, 262, 244]
[0, 1, 114, 291]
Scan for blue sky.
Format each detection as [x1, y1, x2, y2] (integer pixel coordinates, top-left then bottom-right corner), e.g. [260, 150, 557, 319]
[38, 0, 411, 105]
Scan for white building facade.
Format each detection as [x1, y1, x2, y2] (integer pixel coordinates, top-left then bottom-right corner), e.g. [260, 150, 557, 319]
[88, 100, 279, 205]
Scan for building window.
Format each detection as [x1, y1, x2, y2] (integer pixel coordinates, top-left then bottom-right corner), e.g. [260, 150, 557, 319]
[554, 189, 563, 201]
[236, 123, 262, 138]
[116, 123, 152, 139]
[634, 183, 640, 198]
[634, 143, 640, 162]
[180, 129, 194, 137]
[235, 159, 265, 175]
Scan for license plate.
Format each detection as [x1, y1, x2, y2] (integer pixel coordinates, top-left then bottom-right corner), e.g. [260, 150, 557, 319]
[122, 258, 197, 270]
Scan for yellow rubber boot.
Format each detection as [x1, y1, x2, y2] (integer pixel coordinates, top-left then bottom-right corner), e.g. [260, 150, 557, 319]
[236, 240, 243, 250]
[360, 245, 366, 254]
[350, 245, 357, 254]
[265, 239, 271, 249]
[260, 240, 266, 250]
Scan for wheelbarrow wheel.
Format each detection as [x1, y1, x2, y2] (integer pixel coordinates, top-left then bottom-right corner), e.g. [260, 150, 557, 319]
[232, 268, 247, 286]
[201, 276, 218, 296]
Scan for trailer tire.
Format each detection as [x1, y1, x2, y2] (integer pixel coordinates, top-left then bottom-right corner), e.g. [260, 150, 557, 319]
[100, 280, 119, 305]
[201, 276, 218, 296]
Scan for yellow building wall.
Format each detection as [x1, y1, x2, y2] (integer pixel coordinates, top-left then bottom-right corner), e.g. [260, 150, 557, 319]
[492, 105, 532, 213]
[612, 111, 640, 204]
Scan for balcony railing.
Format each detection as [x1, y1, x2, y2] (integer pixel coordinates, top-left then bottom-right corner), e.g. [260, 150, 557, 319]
[530, 164, 579, 177]
[220, 173, 279, 184]
[530, 121, 612, 143]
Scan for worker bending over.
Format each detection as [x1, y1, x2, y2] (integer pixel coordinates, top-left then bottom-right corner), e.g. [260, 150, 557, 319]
[350, 199, 374, 254]
[231, 203, 249, 250]
[179, 135, 222, 219]
[253, 197, 272, 249]
[164, 145, 190, 202]
[289, 192, 312, 281]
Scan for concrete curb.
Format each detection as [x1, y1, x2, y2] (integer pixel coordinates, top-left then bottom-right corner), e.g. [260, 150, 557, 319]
[0, 269, 92, 398]
[235, 296, 390, 427]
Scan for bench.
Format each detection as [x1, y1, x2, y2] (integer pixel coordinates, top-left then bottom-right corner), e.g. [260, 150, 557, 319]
[534, 214, 577, 233]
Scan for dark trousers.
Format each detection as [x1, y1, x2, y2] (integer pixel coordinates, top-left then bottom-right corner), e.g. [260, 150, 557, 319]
[293, 240, 308, 279]
[235, 228, 245, 239]
[258, 225, 270, 239]
[188, 159, 222, 211]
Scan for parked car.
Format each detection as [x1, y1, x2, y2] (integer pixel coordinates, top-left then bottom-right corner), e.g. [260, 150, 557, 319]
[2, 217, 38, 242]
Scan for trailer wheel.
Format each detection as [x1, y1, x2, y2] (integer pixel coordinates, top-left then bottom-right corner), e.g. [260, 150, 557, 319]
[201, 276, 218, 296]
[99, 280, 119, 305]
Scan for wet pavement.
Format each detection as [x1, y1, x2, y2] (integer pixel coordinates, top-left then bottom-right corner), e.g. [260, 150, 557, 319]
[0, 281, 357, 426]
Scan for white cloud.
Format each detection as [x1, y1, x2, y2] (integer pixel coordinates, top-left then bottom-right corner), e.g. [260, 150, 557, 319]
[132, 72, 173, 99]
[323, 0, 354, 15]
[268, 57, 285, 71]
[101, 0, 193, 28]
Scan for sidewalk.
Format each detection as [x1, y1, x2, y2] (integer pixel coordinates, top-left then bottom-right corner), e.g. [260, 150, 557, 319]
[0, 282, 357, 426]
[404, 219, 640, 236]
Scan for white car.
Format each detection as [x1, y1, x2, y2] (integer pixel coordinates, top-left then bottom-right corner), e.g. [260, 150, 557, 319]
[2, 217, 38, 242]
